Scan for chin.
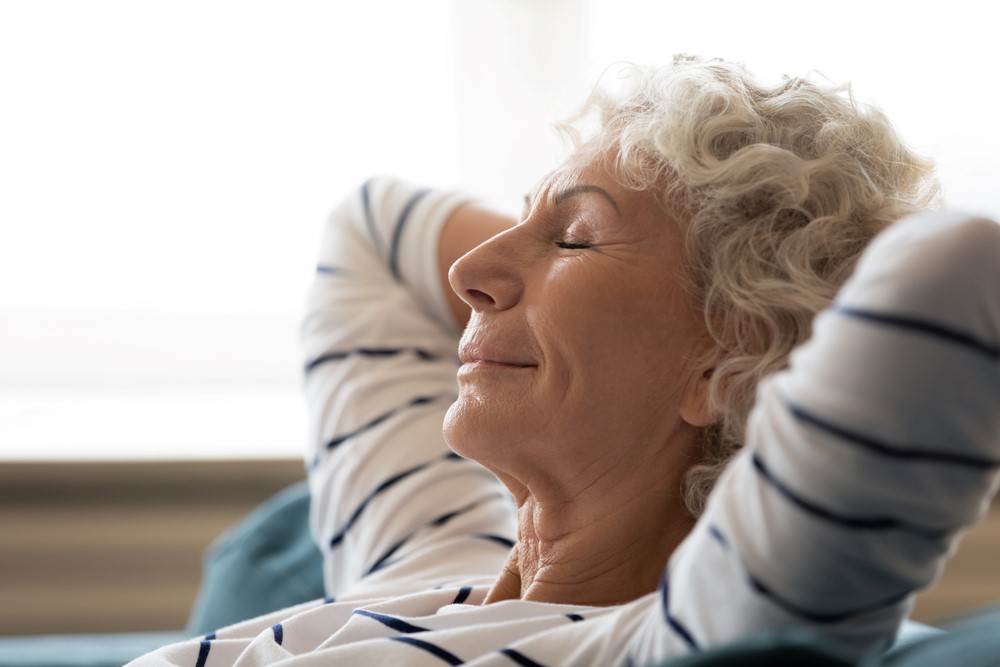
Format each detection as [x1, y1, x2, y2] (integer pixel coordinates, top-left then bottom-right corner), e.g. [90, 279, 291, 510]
[443, 394, 515, 467]
[442, 397, 480, 459]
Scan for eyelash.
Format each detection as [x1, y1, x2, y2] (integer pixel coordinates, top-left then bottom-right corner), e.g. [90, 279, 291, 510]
[556, 240, 591, 250]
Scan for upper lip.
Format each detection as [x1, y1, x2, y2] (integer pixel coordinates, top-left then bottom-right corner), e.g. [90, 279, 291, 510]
[458, 343, 536, 367]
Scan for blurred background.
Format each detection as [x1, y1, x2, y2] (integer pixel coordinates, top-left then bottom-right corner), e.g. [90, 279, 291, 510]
[1, 0, 998, 636]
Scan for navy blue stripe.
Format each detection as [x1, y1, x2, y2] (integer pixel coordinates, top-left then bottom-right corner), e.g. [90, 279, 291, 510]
[389, 189, 431, 281]
[366, 537, 407, 576]
[361, 180, 384, 258]
[390, 636, 464, 665]
[324, 595, 336, 604]
[453, 586, 472, 605]
[476, 534, 516, 548]
[354, 608, 429, 634]
[710, 526, 913, 625]
[305, 346, 438, 373]
[366, 498, 493, 576]
[659, 570, 699, 650]
[752, 453, 948, 539]
[749, 572, 911, 623]
[322, 393, 450, 452]
[836, 305, 999, 360]
[195, 640, 211, 667]
[500, 647, 548, 667]
[788, 401, 1000, 469]
[203, 632, 216, 641]
[431, 497, 490, 526]
[330, 460, 434, 548]
[272, 623, 284, 646]
[316, 264, 346, 276]
[329, 451, 459, 548]
[708, 524, 728, 548]
[306, 420, 464, 473]
[565, 613, 585, 622]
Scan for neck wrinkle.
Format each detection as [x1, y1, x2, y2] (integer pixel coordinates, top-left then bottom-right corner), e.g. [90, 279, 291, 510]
[485, 448, 697, 606]
[482, 420, 702, 607]
[522, 488, 693, 606]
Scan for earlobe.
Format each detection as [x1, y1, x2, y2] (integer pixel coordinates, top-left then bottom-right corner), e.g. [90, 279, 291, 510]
[679, 365, 719, 428]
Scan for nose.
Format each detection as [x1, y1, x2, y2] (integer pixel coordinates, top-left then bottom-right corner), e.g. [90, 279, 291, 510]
[448, 227, 524, 313]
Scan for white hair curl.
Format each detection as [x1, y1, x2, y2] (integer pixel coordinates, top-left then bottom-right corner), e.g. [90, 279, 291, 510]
[559, 55, 941, 516]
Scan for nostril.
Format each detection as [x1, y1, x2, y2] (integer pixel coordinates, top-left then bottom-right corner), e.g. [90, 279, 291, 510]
[467, 288, 495, 306]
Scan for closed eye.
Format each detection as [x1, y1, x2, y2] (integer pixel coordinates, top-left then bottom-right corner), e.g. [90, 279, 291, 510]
[556, 240, 591, 250]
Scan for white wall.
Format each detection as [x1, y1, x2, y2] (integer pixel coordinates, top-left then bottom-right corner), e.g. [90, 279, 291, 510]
[2, 0, 996, 459]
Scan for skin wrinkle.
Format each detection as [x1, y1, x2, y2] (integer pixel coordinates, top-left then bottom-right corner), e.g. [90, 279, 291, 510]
[543, 449, 681, 548]
[553, 184, 623, 217]
[446, 141, 716, 607]
[438, 58, 945, 617]
[524, 486, 685, 604]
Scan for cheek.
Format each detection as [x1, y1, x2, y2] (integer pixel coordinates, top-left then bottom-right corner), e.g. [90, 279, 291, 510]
[545, 275, 676, 360]
[546, 277, 699, 401]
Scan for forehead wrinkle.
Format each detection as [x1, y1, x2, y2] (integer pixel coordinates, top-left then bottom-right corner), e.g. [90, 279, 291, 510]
[553, 184, 621, 217]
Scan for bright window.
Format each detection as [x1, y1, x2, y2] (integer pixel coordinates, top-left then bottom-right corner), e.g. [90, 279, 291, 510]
[2, 1, 995, 460]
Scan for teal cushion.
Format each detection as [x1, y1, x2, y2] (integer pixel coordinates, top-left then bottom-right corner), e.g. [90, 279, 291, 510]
[652, 620, 941, 667]
[871, 606, 1000, 667]
[886, 620, 944, 653]
[657, 627, 856, 666]
[185, 480, 325, 635]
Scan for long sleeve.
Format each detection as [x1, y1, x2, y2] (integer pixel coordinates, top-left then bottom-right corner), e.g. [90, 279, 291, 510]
[630, 211, 1000, 663]
[301, 177, 516, 600]
[130, 209, 1000, 667]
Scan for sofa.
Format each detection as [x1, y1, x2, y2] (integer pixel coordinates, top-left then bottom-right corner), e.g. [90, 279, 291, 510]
[1, 481, 996, 667]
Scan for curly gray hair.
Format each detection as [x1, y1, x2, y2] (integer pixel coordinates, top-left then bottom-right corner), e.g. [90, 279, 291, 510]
[560, 55, 941, 516]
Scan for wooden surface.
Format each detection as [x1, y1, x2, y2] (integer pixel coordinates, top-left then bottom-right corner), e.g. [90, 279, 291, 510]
[913, 502, 1000, 623]
[0, 460, 998, 636]
[0, 460, 306, 636]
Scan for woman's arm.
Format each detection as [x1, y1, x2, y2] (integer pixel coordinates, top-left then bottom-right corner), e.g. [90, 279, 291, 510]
[630, 212, 1000, 663]
[302, 178, 516, 599]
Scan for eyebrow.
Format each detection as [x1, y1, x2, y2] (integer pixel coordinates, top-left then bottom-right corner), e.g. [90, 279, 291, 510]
[553, 184, 621, 216]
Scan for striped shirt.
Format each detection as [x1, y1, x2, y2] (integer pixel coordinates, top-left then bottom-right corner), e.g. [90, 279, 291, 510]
[130, 179, 1000, 666]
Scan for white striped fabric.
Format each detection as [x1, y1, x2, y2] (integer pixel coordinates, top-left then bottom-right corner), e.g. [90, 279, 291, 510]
[129, 183, 1000, 667]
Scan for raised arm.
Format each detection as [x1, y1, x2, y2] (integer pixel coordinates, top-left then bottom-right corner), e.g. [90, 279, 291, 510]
[302, 178, 516, 599]
[631, 212, 1000, 662]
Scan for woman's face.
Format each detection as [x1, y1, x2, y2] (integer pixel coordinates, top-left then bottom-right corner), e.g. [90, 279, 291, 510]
[444, 145, 714, 492]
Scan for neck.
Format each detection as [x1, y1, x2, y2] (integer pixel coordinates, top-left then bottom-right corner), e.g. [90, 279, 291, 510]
[484, 451, 696, 606]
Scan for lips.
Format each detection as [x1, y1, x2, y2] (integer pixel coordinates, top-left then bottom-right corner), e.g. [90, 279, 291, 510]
[458, 347, 535, 367]
[458, 340, 536, 368]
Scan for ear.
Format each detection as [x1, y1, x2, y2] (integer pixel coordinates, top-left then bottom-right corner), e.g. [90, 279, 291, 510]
[679, 359, 721, 429]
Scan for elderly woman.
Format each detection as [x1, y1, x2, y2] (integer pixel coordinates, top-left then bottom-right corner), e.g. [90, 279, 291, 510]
[133, 56, 1000, 666]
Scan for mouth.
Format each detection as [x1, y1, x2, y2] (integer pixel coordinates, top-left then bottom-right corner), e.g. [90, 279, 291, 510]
[458, 344, 536, 368]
